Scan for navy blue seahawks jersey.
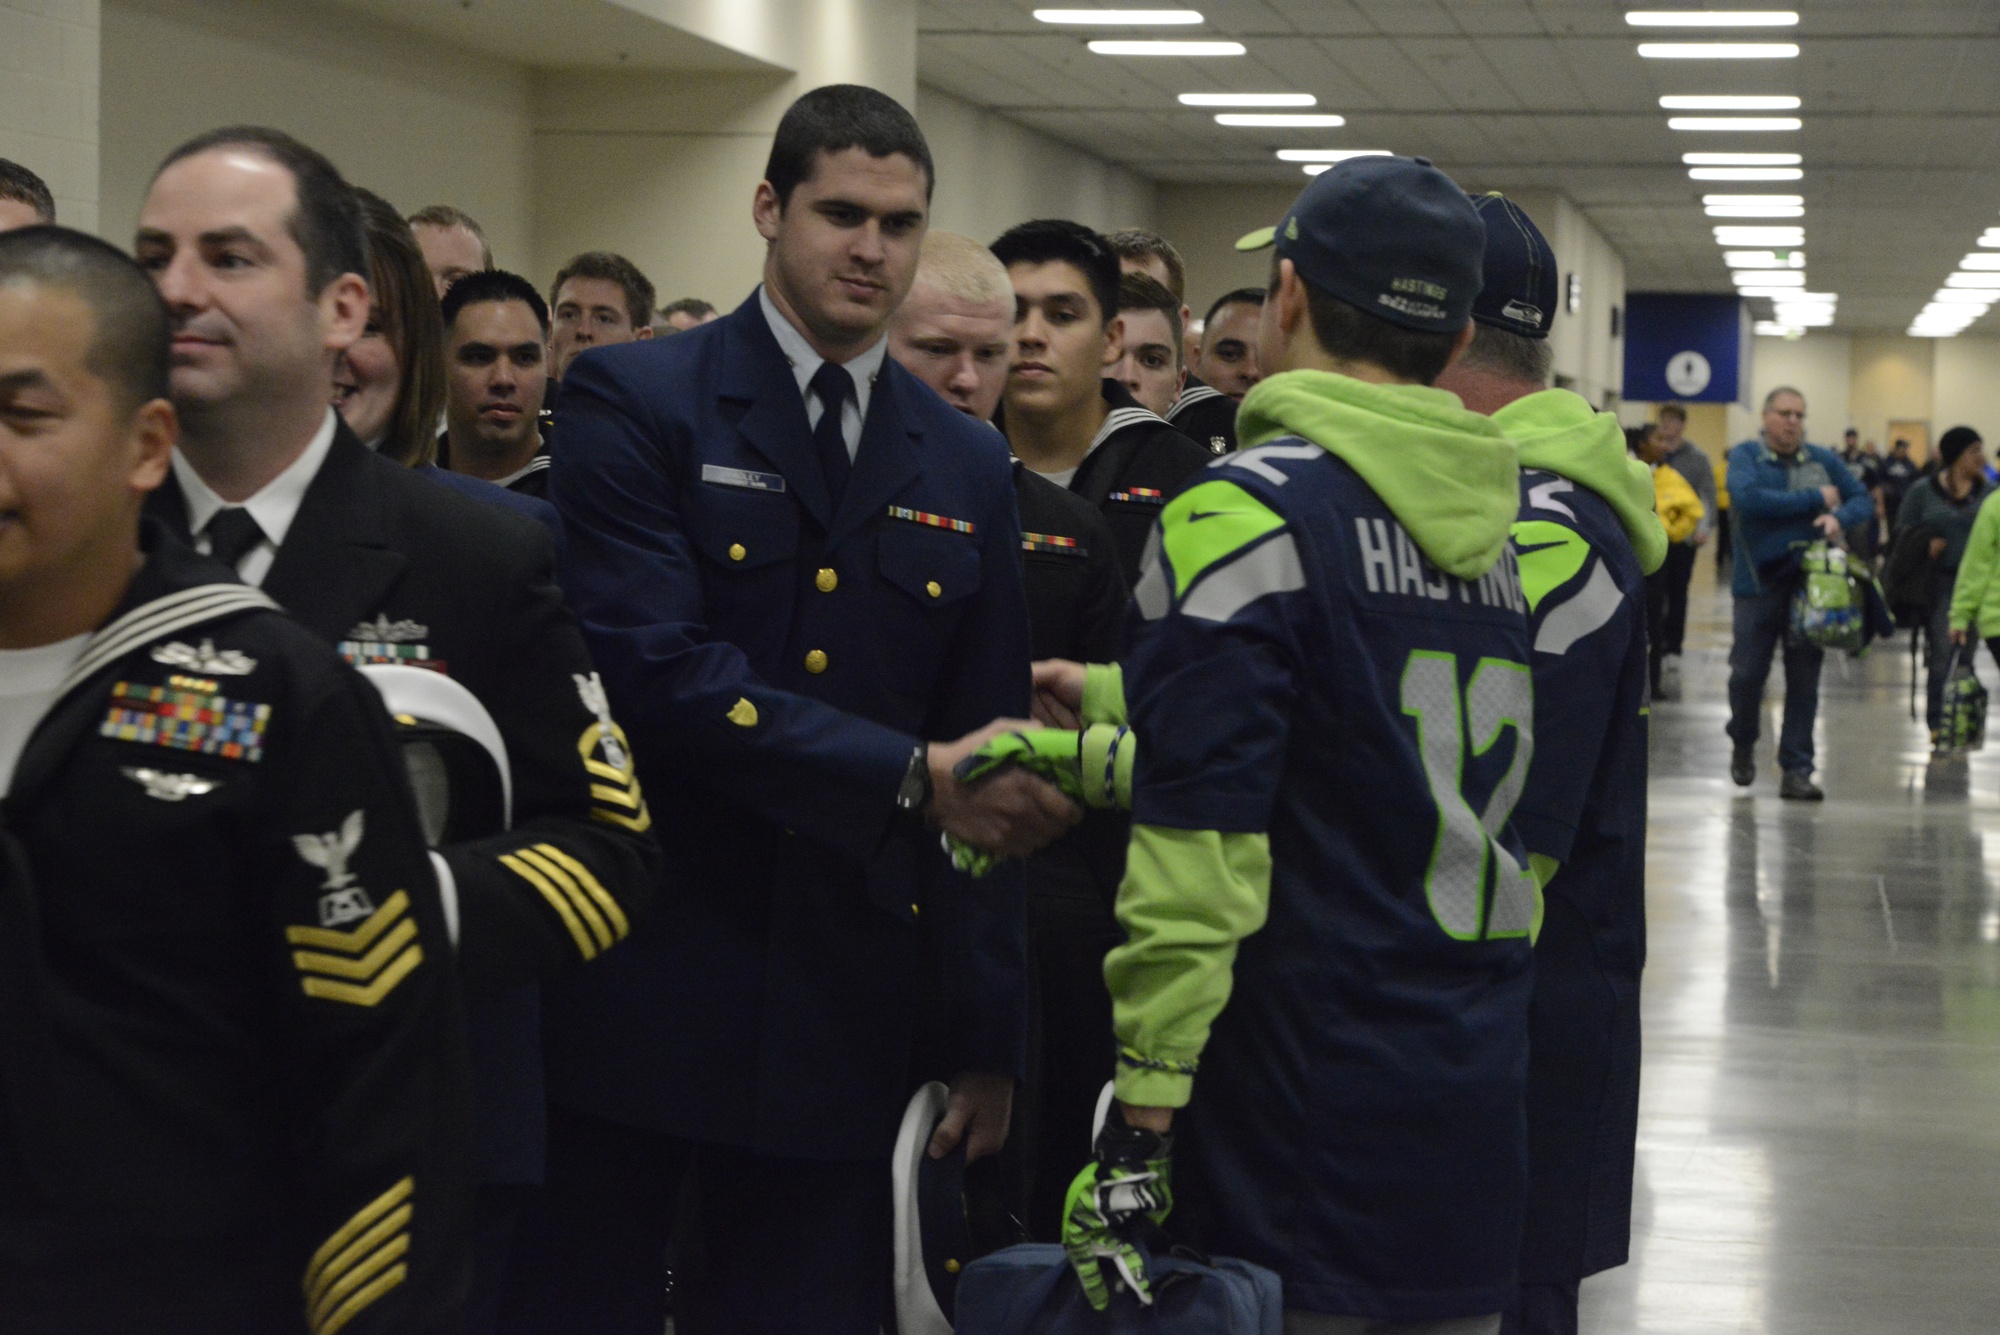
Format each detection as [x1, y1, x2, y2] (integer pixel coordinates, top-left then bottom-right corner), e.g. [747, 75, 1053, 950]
[1510, 468, 1649, 1283]
[1124, 438, 1536, 1319]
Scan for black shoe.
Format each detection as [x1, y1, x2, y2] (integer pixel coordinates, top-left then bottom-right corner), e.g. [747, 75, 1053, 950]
[1779, 770, 1824, 801]
[1730, 746, 1755, 787]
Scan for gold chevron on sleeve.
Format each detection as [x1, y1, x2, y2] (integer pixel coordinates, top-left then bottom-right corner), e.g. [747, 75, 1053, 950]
[303, 1177, 412, 1335]
[288, 891, 423, 1006]
[500, 850, 598, 959]
[592, 801, 653, 834]
[531, 843, 631, 941]
[513, 844, 615, 949]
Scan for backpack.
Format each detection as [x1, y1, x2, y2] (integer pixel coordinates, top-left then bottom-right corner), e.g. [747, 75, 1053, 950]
[1789, 541, 1869, 652]
[953, 1243, 1282, 1335]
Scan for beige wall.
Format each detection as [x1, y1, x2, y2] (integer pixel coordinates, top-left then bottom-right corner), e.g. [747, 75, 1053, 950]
[1931, 338, 2000, 450]
[917, 85, 1156, 244]
[2, 0, 99, 231]
[101, 0, 534, 266]
[1156, 182, 1298, 318]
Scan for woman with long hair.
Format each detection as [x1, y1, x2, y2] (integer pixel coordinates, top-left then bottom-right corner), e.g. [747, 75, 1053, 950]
[339, 187, 447, 465]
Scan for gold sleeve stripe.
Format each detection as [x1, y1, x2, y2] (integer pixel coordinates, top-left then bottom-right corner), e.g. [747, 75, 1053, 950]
[300, 944, 423, 1007]
[306, 1202, 412, 1311]
[500, 852, 597, 959]
[292, 918, 418, 981]
[589, 782, 646, 810]
[286, 890, 409, 951]
[515, 846, 613, 950]
[305, 1178, 411, 1293]
[533, 843, 631, 941]
[317, 1263, 407, 1335]
[593, 804, 653, 834]
[309, 1228, 409, 1328]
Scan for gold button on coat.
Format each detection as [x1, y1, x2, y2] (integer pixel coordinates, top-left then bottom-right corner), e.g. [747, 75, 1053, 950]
[926, 580, 942, 598]
[728, 543, 747, 562]
[805, 649, 829, 674]
[816, 568, 838, 593]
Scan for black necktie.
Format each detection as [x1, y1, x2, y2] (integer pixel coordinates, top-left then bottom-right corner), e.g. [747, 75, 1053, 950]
[810, 361, 855, 507]
[203, 507, 267, 570]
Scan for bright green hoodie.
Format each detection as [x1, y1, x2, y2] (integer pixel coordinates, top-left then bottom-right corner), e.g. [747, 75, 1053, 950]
[1492, 388, 1668, 576]
[1236, 369, 1519, 581]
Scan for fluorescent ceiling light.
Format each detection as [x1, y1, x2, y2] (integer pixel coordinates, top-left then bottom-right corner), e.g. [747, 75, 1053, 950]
[1037, 8, 1203, 22]
[1910, 328, 1964, 338]
[1732, 270, 1805, 286]
[1303, 164, 1330, 175]
[1690, 167, 1802, 180]
[1669, 116, 1802, 130]
[1724, 250, 1805, 268]
[1278, 148, 1391, 162]
[1714, 226, 1804, 244]
[1946, 273, 2000, 289]
[1088, 39, 1244, 54]
[1921, 305, 1986, 319]
[1685, 151, 1801, 165]
[1981, 230, 2000, 247]
[1639, 43, 1800, 58]
[1964, 254, 2000, 270]
[1754, 321, 1805, 336]
[1179, 92, 1314, 106]
[1777, 312, 1835, 325]
[1706, 204, 1804, 217]
[1703, 194, 1802, 205]
[1661, 95, 1800, 109]
[1931, 290, 1995, 304]
[1738, 287, 1803, 298]
[1215, 113, 1344, 126]
[1628, 11, 1798, 26]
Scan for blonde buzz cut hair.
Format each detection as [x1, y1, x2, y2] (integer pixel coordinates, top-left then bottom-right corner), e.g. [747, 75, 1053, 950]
[913, 230, 1013, 311]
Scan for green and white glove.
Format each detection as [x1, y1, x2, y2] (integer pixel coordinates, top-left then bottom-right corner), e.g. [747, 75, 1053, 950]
[944, 725, 1136, 877]
[1060, 1103, 1174, 1310]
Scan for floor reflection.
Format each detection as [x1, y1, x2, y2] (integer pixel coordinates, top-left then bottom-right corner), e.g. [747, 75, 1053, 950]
[1580, 566, 2000, 1333]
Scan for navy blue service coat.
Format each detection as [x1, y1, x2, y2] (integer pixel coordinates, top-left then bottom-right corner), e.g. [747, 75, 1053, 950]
[543, 293, 1032, 1161]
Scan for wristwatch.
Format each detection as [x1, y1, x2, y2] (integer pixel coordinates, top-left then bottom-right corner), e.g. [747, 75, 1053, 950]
[895, 744, 934, 818]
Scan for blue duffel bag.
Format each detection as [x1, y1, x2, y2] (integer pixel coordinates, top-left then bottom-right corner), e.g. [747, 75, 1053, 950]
[953, 1242, 1281, 1335]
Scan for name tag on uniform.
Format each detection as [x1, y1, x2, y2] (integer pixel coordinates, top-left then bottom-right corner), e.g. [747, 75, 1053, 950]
[702, 464, 787, 493]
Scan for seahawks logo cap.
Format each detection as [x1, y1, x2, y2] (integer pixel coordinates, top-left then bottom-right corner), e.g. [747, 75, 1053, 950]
[1469, 193, 1558, 340]
[1234, 154, 1484, 334]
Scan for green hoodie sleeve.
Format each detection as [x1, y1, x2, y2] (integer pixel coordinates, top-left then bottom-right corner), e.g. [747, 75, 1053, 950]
[1951, 494, 2000, 634]
[1081, 661, 1127, 727]
[1105, 824, 1273, 1107]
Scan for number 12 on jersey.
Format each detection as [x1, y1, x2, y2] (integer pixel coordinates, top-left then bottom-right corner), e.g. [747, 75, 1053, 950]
[1400, 650, 1538, 942]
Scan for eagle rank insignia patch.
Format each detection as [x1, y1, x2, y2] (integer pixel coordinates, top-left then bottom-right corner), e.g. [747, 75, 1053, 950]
[293, 809, 375, 926]
[574, 672, 651, 834]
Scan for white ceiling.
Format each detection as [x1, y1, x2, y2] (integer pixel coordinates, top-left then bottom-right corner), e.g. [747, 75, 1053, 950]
[916, 0, 2000, 333]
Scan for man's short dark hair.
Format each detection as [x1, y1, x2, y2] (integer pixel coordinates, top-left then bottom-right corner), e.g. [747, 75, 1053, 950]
[1762, 384, 1804, 410]
[441, 269, 549, 337]
[1658, 403, 1687, 423]
[0, 225, 170, 411]
[550, 251, 655, 329]
[765, 85, 934, 208]
[990, 219, 1121, 327]
[156, 127, 365, 298]
[1203, 286, 1266, 332]
[1105, 228, 1186, 303]
[1272, 257, 1457, 384]
[659, 297, 716, 322]
[407, 204, 493, 267]
[1458, 324, 1552, 387]
[0, 159, 55, 224]
[1118, 271, 1183, 357]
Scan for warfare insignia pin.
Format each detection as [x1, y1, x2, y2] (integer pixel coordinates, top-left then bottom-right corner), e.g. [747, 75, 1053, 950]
[120, 766, 221, 801]
[346, 614, 429, 643]
[292, 809, 365, 891]
[151, 638, 257, 675]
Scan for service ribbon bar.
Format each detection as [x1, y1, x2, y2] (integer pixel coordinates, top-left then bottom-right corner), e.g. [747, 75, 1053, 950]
[886, 505, 977, 535]
[1022, 532, 1086, 556]
[1108, 488, 1167, 506]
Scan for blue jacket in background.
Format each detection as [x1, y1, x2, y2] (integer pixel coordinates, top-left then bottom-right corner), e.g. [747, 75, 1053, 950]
[1724, 439, 1872, 596]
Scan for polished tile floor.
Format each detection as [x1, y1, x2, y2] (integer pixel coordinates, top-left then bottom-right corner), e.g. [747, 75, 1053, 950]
[1579, 560, 2000, 1333]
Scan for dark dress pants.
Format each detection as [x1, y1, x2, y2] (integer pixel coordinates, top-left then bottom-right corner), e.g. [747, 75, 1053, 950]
[1727, 583, 1823, 775]
[500, 1106, 891, 1335]
[1660, 541, 1697, 656]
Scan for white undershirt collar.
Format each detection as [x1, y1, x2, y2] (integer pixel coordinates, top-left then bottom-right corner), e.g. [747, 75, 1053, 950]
[171, 407, 339, 586]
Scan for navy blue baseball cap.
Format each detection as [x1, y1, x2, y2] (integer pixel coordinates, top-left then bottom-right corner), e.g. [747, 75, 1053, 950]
[1234, 155, 1485, 333]
[1470, 193, 1558, 340]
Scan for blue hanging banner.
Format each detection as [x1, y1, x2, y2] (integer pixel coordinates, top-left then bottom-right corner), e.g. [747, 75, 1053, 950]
[1623, 293, 1748, 404]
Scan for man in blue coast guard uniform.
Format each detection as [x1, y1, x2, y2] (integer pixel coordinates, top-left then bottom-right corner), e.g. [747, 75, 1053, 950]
[510, 86, 1079, 1334]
